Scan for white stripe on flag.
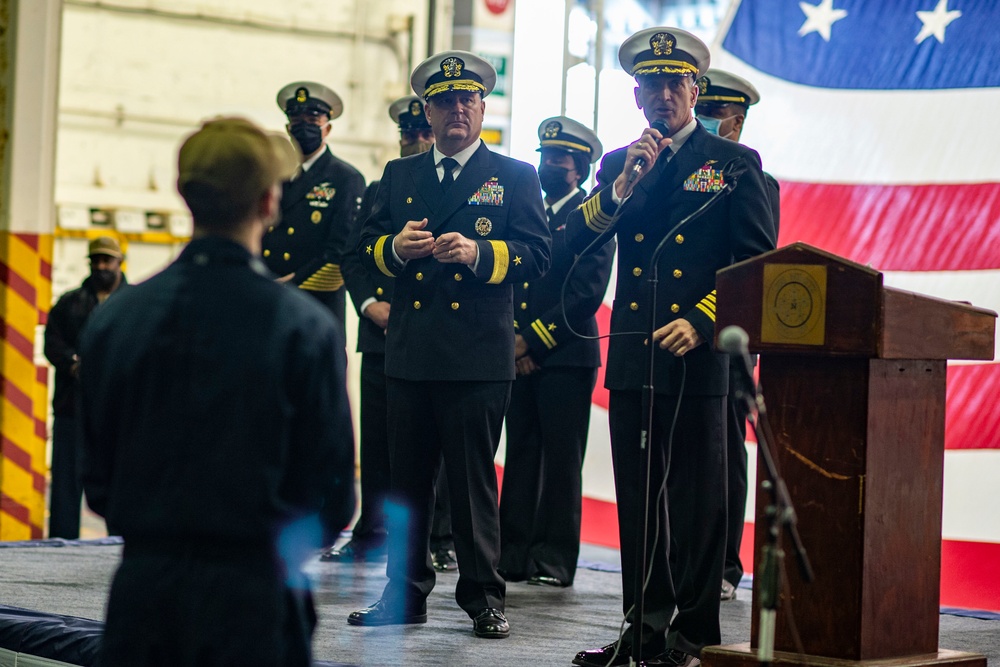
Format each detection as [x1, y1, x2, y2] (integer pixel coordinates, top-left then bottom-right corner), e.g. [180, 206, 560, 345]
[711, 52, 1000, 185]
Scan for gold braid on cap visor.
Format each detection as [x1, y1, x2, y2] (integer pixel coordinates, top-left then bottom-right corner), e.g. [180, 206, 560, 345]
[632, 60, 699, 77]
[540, 139, 592, 152]
[699, 95, 749, 104]
[424, 80, 487, 98]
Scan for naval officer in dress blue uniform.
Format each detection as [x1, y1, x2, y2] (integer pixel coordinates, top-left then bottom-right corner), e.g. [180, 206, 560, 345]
[499, 116, 614, 588]
[694, 69, 781, 603]
[349, 51, 550, 639]
[332, 96, 456, 570]
[264, 81, 365, 338]
[568, 29, 776, 667]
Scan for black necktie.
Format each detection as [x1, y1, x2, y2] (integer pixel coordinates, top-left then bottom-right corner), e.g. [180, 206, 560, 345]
[545, 206, 554, 222]
[440, 157, 458, 191]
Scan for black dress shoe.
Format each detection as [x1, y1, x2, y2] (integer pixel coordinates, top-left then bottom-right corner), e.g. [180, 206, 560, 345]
[431, 547, 458, 572]
[472, 608, 509, 638]
[640, 649, 700, 667]
[347, 599, 426, 626]
[527, 574, 569, 587]
[573, 642, 632, 667]
[319, 540, 386, 563]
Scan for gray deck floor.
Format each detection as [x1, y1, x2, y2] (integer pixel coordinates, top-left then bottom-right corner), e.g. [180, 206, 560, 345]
[0, 542, 995, 666]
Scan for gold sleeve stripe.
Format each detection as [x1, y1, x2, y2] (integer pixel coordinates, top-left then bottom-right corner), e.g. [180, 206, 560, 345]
[531, 319, 557, 350]
[300, 264, 344, 291]
[581, 195, 614, 233]
[695, 290, 717, 321]
[373, 235, 396, 277]
[487, 240, 509, 285]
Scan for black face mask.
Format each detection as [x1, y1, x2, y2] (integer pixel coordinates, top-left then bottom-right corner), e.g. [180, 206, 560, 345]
[538, 164, 573, 198]
[289, 123, 325, 155]
[92, 269, 117, 290]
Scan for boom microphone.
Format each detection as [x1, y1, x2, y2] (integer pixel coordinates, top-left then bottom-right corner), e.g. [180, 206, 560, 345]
[626, 119, 670, 186]
[719, 325, 757, 409]
[719, 325, 753, 378]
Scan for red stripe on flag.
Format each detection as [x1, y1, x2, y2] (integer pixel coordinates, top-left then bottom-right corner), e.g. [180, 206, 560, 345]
[0, 321, 35, 361]
[946, 364, 1000, 450]
[40, 258, 53, 281]
[35, 418, 47, 441]
[0, 259, 38, 306]
[778, 181, 1000, 271]
[941, 539, 1000, 611]
[36, 365, 48, 384]
[581, 495, 620, 548]
[579, 510, 1000, 612]
[592, 304, 611, 410]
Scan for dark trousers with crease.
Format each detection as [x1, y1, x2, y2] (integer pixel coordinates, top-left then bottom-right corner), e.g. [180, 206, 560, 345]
[724, 362, 751, 588]
[499, 366, 596, 583]
[383, 378, 509, 617]
[351, 354, 390, 546]
[49, 416, 83, 539]
[609, 390, 727, 657]
[353, 354, 454, 551]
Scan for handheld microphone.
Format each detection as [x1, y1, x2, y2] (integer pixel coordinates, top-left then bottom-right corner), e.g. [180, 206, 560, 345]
[626, 119, 670, 186]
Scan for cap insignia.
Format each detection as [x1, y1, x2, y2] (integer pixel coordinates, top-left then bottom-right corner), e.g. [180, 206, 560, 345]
[543, 121, 562, 139]
[651, 32, 674, 56]
[698, 77, 709, 94]
[295, 87, 308, 103]
[409, 100, 422, 116]
[442, 57, 465, 79]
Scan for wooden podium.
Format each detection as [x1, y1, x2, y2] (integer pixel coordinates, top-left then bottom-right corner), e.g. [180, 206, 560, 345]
[704, 243, 995, 667]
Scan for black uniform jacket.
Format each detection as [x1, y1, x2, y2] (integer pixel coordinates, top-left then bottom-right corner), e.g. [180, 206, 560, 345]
[357, 142, 551, 382]
[342, 180, 393, 355]
[567, 123, 776, 396]
[765, 173, 781, 235]
[78, 237, 355, 549]
[517, 188, 614, 368]
[263, 146, 365, 294]
[44, 275, 128, 417]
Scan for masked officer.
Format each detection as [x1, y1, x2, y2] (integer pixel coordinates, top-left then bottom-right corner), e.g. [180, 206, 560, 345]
[498, 116, 614, 588]
[695, 69, 780, 602]
[265, 81, 366, 336]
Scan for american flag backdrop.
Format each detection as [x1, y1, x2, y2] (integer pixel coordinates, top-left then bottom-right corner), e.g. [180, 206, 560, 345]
[569, 0, 1000, 613]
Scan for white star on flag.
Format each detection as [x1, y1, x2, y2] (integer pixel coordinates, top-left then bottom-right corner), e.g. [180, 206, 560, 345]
[798, 0, 848, 42]
[915, 0, 962, 44]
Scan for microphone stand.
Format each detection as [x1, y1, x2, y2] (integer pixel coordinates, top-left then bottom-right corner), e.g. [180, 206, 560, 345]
[734, 371, 813, 667]
[631, 176, 742, 665]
